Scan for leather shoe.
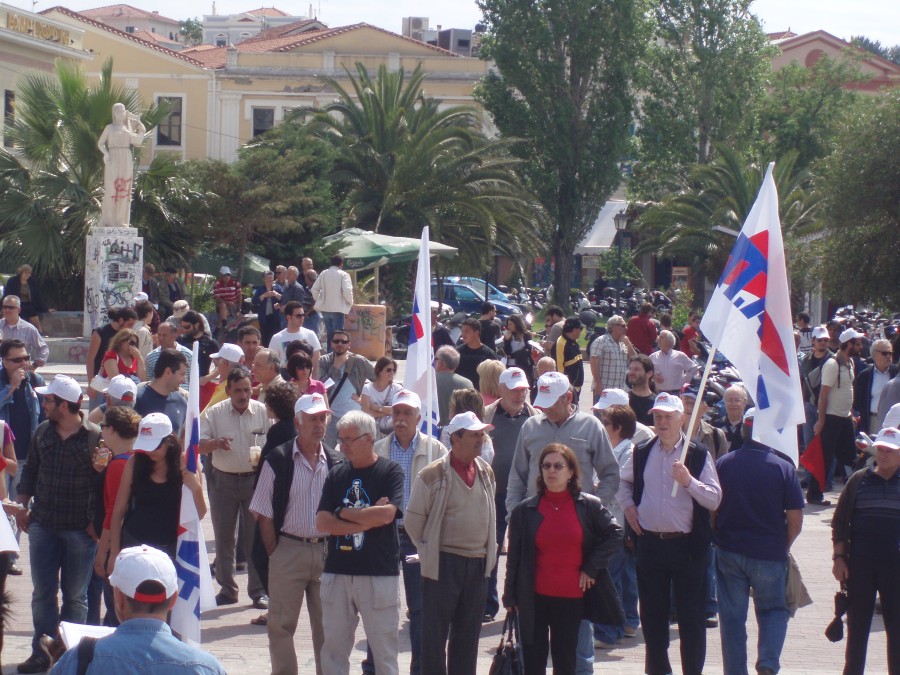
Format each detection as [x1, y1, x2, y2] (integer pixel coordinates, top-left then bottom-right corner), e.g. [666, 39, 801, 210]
[8, 562, 23, 575]
[253, 595, 269, 610]
[215, 592, 238, 606]
[17, 654, 50, 673]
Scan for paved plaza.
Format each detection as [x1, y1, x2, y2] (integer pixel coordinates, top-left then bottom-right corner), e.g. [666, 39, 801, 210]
[0, 362, 892, 673]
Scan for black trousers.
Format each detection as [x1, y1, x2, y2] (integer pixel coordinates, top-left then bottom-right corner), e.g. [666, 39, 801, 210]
[844, 552, 900, 675]
[636, 535, 707, 675]
[524, 594, 583, 675]
[422, 552, 487, 675]
[808, 414, 855, 500]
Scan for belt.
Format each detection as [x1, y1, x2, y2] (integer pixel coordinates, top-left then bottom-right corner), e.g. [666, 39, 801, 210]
[643, 530, 688, 540]
[220, 471, 255, 477]
[279, 532, 325, 544]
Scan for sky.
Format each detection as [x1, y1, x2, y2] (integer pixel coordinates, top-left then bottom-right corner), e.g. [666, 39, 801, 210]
[16, 0, 900, 47]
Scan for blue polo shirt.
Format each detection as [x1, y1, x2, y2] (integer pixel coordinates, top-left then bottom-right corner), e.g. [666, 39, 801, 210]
[714, 440, 805, 562]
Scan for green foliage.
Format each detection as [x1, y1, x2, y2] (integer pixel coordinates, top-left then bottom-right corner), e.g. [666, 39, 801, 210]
[179, 18, 204, 46]
[297, 63, 542, 276]
[759, 55, 866, 169]
[475, 0, 650, 304]
[595, 248, 644, 286]
[670, 288, 695, 329]
[817, 91, 900, 307]
[851, 35, 900, 65]
[630, 0, 775, 200]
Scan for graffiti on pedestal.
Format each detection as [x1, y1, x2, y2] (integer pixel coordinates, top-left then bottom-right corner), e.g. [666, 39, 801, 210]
[84, 226, 143, 335]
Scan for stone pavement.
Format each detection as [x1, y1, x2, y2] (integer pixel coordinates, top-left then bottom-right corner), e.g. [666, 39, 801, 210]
[1, 362, 891, 673]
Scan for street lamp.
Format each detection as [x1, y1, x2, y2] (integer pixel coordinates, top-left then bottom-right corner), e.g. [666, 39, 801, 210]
[613, 209, 629, 313]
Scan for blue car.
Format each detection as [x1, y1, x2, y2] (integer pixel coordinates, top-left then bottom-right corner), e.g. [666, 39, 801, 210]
[430, 282, 521, 318]
[444, 276, 511, 303]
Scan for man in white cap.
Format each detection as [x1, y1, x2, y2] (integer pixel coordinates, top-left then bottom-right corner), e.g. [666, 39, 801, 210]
[809, 327, 862, 505]
[134, 349, 189, 436]
[830, 425, 900, 674]
[592, 387, 654, 447]
[87, 374, 138, 425]
[251, 393, 336, 675]
[799, 325, 833, 451]
[316, 411, 404, 675]
[167, 299, 212, 337]
[714, 408, 804, 675]
[370, 389, 447, 675]
[482, 367, 536, 621]
[506, 370, 619, 672]
[199, 367, 270, 609]
[617, 391, 722, 675]
[406, 411, 497, 675]
[212, 265, 242, 337]
[14, 375, 102, 673]
[51, 545, 226, 674]
[203, 343, 245, 411]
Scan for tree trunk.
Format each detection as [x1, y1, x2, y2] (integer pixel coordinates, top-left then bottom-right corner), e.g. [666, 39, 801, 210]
[552, 237, 574, 310]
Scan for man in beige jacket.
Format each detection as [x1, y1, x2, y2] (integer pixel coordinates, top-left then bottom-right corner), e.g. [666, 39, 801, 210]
[310, 254, 354, 348]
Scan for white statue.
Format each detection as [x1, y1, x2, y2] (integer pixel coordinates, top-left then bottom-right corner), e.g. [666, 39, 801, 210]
[98, 102, 146, 228]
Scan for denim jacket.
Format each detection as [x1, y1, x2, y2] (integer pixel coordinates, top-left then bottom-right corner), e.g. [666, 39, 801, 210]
[0, 369, 43, 436]
[51, 618, 226, 674]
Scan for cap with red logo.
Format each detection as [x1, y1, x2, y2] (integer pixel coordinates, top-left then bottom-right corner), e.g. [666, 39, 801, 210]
[873, 427, 900, 450]
[391, 389, 421, 410]
[107, 374, 137, 402]
[650, 392, 684, 414]
[592, 388, 630, 411]
[499, 368, 530, 391]
[533, 372, 571, 409]
[295, 393, 331, 416]
[133, 413, 173, 451]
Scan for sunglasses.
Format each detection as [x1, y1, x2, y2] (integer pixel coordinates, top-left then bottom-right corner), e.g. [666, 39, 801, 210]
[541, 462, 567, 471]
[5, 355, 30, 363]
[332, 339, 349, 344]
[292, 313, 305, 319]
[874, 350, 893, 356]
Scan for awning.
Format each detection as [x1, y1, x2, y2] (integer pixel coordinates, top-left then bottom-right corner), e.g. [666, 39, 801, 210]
[575, 200, 627, 255]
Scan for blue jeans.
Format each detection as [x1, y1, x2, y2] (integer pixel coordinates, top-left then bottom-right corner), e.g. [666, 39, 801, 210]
[716, 548, 789, 674]
[363, 531, 422, 675]
[29, 521, 97, 654]
[594, 544, 639, 643]
[321, 311, 345, 350]
[801, 401, 817, 452]
[304, 311, 321, 338]
[575, 619, 594, 673]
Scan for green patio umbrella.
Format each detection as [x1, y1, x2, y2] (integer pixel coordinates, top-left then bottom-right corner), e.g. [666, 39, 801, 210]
[322, 228, 458, 271]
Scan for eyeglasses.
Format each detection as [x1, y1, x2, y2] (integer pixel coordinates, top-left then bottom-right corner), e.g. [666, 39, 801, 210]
[332, 339, 349, 344]
[337, 432, 368, 445]
[292, 313, 305, 319]
[541, 462, 567, 471]
[4, 354, 30, 363]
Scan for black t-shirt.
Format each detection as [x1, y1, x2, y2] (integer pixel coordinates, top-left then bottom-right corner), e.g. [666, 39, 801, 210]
[93, 324, 118, 375]
[178, 335, 220, 376]
[629, 392, 655, 426]
[480, 319, 502, 350]
[317, 456, 404, 576]
[456, 344, 498, 390]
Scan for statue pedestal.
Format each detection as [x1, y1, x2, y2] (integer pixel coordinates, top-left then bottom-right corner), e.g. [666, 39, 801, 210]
[83, 226, 144, 337]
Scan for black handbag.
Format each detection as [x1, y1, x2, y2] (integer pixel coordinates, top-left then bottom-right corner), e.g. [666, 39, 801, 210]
[490, 610, 525, 675]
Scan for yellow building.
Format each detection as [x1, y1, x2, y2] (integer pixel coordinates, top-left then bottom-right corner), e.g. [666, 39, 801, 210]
[0, 3, 91, 147]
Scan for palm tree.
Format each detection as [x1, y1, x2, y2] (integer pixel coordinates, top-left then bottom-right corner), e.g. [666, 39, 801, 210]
[0, 58, 197, 307]
[298, 63, 544, 271]
[635, 147, 820, 289]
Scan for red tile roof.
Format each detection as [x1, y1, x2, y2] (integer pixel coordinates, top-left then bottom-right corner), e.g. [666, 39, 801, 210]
[80, 3, 179, 25]
[239, 18, 326, 43]
[132, 29, 179, 45]
[40, 6, 207, 68]
[766, 30, 797, 40]
[243, 7, 292, 17]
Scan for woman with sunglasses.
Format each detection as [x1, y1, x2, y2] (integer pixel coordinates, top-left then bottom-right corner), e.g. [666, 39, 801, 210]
[107, 413, 206, 572]
[504, 443, 622, 675]
[99, 328, 146, 384]
[286, 350, 327, 398]
[359, 357, 400, 436]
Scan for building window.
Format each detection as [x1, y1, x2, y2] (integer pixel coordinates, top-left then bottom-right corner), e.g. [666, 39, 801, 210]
[4, 90, 14, 148]
[252, 107, 275, 137]
[216, 33, 227, 46]
[156, 96, 183, 146]
[125, 26, 135, 33]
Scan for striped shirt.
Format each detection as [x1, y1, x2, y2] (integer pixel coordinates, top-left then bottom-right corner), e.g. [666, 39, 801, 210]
[145, 344, 193, 388]
[649, 348, 700, 392]
[250, 442, 328, 538]
[390, 431, 418, 522]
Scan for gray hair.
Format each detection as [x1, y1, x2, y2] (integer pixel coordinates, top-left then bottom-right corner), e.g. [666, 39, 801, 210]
[724, 383, 748, 403]
[607, 314, 626, 329]
[275, 265, 287, 274]
[435, 345, 461, 370]
[872, 338, 892, 353]
[288, 266, 299, 275]
[262, 270, 274, 279]
[3, 295, 20, 308]
[658, 330, 676, 349]
[255, 347, 280, 368]
[337, 410, 377, 439]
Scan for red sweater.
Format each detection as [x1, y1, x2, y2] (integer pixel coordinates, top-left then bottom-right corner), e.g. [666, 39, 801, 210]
[535, 490, 584, 598]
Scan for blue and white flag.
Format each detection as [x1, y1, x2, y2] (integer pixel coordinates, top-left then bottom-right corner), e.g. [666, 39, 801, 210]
[172, 342, 216, 645]
[404, 227, 440, 444]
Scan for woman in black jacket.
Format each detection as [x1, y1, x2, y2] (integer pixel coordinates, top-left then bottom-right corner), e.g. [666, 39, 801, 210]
[504, 442, 623, 675]
[503, 314, 536, 388]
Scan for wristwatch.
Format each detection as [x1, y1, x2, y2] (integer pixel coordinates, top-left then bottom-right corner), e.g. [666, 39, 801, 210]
[334, 506, 345, 521]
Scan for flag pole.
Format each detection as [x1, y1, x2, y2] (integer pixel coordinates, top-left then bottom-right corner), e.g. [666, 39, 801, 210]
[672, 346, 717, 497]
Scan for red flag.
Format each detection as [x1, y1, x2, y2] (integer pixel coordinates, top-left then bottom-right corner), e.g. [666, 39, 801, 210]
[800, 434, 826, 489]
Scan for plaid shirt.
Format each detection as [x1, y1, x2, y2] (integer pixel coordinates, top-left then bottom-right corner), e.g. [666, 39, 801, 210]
[390, 432, 419, 522]
[590, 333, 629, 391]
[19, 417, 99, 530]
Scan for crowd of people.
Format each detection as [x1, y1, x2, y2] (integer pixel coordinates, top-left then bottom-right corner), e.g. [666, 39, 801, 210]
[0, 261, 898, 675]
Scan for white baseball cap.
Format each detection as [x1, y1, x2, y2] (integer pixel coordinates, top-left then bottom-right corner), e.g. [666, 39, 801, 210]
[133, 413, 173, 451]
[873, 427, 900, 450]
[811, 326, 829, 340]
[592, 388, 629, 410]
[499, 367, 530, 391]
[132, 292, 149, 304]
[650, 391, 684, 414]
[839, 327, 863, 344]
[446, 411, 494, 435]
[391, 389, 421, 410]
[884, 403, 900, 430]
[295, 393, 330, 416]
[219, 266, 232, 276]
[107, 374, 137, 402]
[109, 545, 178, 602]
[171, 300, 190, 319]
[210, 343, 244, 364]
[35, 374, 83, 404]
[533, 371, 571, 408]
